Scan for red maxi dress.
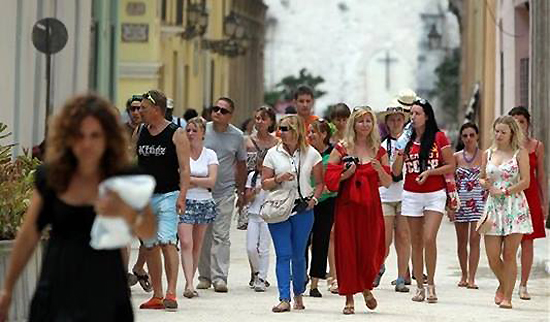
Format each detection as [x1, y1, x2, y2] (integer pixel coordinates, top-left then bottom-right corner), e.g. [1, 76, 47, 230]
[325, 144, 388, 295]
[522, 144, 546, 240]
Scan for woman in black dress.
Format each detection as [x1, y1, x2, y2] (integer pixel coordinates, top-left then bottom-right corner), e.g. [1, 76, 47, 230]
[0, 94, 156, 322]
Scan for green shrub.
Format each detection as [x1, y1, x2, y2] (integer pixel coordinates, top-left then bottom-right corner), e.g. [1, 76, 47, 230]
[0, 123, 41, 240]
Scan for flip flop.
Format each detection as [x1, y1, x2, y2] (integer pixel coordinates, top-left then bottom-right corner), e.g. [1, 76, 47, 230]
[133, 270, 153, 293]
[457, 281, 468, 287]
[466, 283, 479, 289]
[342, 304, 355, 315]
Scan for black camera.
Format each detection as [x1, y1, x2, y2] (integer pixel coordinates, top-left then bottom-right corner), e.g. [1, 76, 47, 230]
[342, 156, 359, 169]
[292, 198, 310, 213]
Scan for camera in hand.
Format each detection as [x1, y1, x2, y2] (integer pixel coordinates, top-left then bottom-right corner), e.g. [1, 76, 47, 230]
[292, 198, 310, 213]
[342, 156, 359, 169]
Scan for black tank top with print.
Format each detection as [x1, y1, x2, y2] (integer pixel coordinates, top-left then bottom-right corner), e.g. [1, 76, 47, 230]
[136, 123, 180, 193]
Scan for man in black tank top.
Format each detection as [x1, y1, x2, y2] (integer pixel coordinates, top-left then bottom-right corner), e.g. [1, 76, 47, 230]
[135, 90, 190, 310]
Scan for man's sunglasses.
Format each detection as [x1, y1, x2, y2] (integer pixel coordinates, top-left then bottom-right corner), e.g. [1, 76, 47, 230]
[129, 105, 140, 112]
[212, 105, 232, 115]
[142, 92, 156, 105]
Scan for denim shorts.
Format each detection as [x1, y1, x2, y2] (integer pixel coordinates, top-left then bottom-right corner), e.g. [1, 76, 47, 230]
[143, 190, 179, 248]
[179, 199, 218, 225]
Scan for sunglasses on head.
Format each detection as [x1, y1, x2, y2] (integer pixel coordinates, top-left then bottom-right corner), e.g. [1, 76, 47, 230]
[413, 98, 428, 106]
[142, 92, 156, 105]
[386, 106, 405, 113]
[353, 105, 373, 112]
[212, 105, 232, 115]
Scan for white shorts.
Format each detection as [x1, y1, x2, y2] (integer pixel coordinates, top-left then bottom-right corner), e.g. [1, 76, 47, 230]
[401, 189, 446, 217]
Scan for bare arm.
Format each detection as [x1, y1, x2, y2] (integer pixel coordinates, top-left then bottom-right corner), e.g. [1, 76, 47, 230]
[536, 142, 548, 212]
[377, 153, 392, 188]
[174, 129, 191, 196]
[190, 164, 218, 189]
[311, 162, 324, 200]
[479, 150, 490, 190]
[508, 148, 530, 194]
[392, 152, 404, 177]
[426, 146, 456, 176]
[1, 190, 42, 295]
[236, 160, 247, 197]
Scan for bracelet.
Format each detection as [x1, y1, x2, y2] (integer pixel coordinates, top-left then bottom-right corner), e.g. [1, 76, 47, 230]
[312, 196, 319, 205]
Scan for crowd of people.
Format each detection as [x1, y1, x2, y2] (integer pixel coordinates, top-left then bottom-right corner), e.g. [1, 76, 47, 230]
[0, 84, 547, 321]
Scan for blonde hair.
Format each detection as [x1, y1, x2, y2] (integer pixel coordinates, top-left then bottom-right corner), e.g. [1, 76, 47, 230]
[186, 116, 206, 133]
[343, 107, 380, 154]
[279, 115, 308, 151]
[491, 115, 524, 152]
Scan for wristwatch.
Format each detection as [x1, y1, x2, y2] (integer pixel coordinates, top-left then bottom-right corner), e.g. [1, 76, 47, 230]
[312, 196, 319, 205]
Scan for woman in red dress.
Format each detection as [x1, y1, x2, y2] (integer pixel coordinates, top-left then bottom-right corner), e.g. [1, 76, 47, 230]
[325, 107, 392, 315]
[509, 107, 548, 300]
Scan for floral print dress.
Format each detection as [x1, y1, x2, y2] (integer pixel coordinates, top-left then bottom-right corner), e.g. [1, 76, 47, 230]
[484, 150, 533, 236]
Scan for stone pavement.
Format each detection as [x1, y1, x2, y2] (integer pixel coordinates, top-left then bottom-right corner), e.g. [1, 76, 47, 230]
[130, 219, 549, 322]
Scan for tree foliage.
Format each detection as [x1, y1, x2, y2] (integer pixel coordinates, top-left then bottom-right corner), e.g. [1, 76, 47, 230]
[264, 68, 326, 106]
[432, 48, 461, 127]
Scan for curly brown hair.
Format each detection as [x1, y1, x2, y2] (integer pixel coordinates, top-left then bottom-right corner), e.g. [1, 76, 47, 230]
[44, 93, 132, 192]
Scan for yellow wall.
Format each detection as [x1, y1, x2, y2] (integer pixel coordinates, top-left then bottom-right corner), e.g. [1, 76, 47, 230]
[117, 0, 162, 110]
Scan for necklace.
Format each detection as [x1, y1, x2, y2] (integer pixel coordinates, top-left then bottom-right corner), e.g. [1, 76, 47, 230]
[463, 147, 478, 164]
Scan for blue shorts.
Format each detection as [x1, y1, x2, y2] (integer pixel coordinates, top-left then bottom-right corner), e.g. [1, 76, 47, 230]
[143, 191, 179, 248]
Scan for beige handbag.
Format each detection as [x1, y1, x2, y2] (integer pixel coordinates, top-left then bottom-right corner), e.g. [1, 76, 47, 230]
[476, 210, 494, 234]
[260, 188, 297, 224]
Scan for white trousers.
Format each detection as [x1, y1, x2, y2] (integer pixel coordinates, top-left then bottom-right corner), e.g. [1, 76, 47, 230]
[246, 215, 270, 280]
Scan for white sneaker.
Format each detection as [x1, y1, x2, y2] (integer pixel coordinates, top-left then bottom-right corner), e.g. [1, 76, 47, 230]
[254, 278, 266, 292]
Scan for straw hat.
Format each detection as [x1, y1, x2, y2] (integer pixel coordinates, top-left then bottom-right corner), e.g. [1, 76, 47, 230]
[376, 98, 410, 121]
[396, 88, 418, 108]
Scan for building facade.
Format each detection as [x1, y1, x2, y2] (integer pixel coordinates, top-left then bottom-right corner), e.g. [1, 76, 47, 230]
[117, 0, 266, 125]
[460, 0, 549, 182]
[1, 0, 119, 154]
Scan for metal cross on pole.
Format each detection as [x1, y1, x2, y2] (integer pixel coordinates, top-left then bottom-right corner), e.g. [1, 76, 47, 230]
[377, 51, 398, 90]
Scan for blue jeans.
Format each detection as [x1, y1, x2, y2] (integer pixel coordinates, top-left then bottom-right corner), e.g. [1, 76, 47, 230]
[268, 209, 314, 302]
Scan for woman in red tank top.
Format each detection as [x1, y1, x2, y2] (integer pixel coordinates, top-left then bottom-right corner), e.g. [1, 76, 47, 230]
[509, 107, 548, 301]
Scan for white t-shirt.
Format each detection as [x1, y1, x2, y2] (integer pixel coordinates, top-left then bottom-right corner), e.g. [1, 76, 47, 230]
[379, 137, 403, 202]
[187, 147, 219, 200]
[263, 144, 322, 198]
[246, 171, 267, 217]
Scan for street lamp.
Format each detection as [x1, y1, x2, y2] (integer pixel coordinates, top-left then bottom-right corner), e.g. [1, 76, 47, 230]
[202, 11, 249, 57]
[181, 0, 209, 40]
[427, 23, 442, 50]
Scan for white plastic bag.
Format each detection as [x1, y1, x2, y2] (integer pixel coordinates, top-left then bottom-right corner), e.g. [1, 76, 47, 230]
[90, 175, 156, 250]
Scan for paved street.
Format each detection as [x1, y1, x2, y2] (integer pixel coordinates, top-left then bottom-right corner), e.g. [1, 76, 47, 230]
[130, 218, 549, 322]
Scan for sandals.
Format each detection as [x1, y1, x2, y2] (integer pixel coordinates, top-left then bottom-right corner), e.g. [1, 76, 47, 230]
[183, 289, 199, 299]
[328, 279, 339, 294]
[466, 283, 479, 290]
[272, 301, 291, 313]
[427, 285, 438, 303]
[133, 270, 153, 293]
[412, 287, 425, 302]
[495, 288, 504, 305]
[362, 290, 377, 310]
[457, 280, 468, 287]
[342, 304, 355, 315]
[293, 296, 305, 310]
[372, 264, 386, 288]
[518, 286, 531, 300]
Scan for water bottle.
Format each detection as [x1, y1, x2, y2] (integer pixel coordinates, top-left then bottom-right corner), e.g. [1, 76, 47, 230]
[395, 122, 413, 151]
